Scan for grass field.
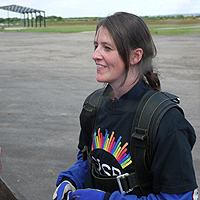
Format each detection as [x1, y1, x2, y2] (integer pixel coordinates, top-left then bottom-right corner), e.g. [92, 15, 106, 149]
[148, 24, 200, 35]
[2, 20, 200, 35]
[3, 24, 96, 33]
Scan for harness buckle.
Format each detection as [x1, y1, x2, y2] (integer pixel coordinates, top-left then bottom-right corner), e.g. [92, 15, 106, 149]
[117, 173, 133, 194]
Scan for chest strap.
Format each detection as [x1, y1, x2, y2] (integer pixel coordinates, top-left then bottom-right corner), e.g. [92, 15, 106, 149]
[91, 162, 139, 194]
[85, 151, 139, 194]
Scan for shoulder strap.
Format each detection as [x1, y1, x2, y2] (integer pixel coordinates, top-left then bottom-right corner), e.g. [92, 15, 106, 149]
[131, 89, 184, 196]
[83, 88, 104, 117]
[80, 88, 104, 161]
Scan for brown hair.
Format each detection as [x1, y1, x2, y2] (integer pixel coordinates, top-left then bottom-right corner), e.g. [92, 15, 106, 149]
[95, 12, 161, 91]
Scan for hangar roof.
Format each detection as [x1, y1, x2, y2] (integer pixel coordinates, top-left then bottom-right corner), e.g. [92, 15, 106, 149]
[0, 4, 44, 14]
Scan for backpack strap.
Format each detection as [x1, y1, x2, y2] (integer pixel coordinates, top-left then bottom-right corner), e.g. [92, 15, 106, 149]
[131, 89, 183, 196]
[81, 88, 104, 161]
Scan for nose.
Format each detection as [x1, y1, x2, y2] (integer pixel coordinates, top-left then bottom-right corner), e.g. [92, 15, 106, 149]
[92, 47, 103, 62]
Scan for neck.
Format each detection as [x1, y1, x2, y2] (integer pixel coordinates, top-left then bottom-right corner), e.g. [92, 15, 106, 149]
[109, 65, 140, 99]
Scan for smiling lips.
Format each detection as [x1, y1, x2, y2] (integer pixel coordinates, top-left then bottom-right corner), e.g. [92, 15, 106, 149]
[97, 64, 107, 69]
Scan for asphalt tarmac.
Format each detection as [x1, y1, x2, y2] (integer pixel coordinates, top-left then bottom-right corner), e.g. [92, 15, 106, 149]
[0, 32, 199, 200]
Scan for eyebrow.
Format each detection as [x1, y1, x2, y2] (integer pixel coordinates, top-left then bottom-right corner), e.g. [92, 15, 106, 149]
[94, 41, 114, 48]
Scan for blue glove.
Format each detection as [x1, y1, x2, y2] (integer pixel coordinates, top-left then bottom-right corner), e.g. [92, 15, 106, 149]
[69, 189, 105, 200]
[53, 181, 76, 200]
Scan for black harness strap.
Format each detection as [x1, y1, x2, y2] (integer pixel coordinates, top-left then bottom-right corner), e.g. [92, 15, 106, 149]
[82, 88, 104, 118]
[91, 162, 139, 194]
[81, 88, 104, 161]
[131, 90, 183, 196]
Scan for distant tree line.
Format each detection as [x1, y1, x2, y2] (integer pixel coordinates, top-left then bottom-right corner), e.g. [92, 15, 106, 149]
[0, 14, 199, 25]
[45, 16, 104, 23]
[142, 14, 200, 21]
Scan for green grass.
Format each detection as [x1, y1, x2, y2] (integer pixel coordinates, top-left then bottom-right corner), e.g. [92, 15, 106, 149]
[3, 25, 96, 33]
[148, 23, 199, 29]
[147, 23, 200, 35]
[150, 27, 200, 35]
[3, 23, 200, 35]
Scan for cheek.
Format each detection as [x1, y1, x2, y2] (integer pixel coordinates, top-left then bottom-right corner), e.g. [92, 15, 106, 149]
[113, 58, 126, 73]
[110, 53, 124, 66]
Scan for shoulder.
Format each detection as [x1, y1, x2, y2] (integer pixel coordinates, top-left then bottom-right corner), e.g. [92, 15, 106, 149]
[152, 106, 197, 193]
[156, 106, 196, 148]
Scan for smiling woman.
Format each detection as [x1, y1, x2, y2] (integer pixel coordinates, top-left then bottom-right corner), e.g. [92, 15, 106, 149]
[53, 12, 198, 200]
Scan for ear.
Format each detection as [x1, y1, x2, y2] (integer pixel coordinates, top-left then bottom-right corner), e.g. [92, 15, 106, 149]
[130, 48, 143, 66]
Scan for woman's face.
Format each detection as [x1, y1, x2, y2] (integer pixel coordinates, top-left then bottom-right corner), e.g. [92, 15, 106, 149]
[92, 26, 126, 89]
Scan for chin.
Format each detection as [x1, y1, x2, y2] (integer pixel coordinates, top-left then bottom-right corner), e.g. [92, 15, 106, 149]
[96, 76, 106, 83]
[96, 79, 105, 83]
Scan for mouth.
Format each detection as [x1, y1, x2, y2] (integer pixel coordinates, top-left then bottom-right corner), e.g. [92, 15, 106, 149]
[97, 64, 107, 68]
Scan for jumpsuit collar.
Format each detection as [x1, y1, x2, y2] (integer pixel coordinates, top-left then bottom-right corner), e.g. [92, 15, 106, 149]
[103, 80, 146, 108]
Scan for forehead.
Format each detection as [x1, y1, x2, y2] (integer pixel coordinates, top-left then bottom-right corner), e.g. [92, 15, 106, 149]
[94, 26, 114, 43]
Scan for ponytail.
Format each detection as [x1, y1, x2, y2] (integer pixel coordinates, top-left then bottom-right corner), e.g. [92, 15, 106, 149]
[144, 71, 161, 92]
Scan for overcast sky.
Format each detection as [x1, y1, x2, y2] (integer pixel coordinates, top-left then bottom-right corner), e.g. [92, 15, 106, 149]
[0, 0, 200, 18]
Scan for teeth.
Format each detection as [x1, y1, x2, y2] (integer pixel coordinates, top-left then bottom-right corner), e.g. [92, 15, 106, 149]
[97, 65, 105, 68]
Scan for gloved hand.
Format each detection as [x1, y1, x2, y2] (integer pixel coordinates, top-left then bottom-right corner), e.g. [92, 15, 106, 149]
[69, 189, 105, 200]
[53, 181, 76, 200]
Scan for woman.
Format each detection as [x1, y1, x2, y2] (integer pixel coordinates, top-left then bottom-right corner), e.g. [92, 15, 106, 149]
[53, 12, 198, 200]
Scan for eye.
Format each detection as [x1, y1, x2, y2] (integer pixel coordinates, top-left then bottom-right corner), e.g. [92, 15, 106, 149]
[104, 46, 112, 51]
